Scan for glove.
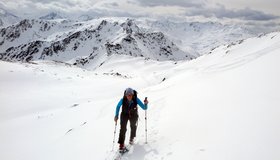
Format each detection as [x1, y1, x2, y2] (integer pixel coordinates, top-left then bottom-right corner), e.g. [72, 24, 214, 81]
[144, 98, 148, 110]
[114, 116, 118, 122]
[144, 97, 148, 105]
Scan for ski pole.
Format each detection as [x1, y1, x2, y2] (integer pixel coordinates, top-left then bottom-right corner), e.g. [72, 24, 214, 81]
[112, 121, 117, 151]
[145, 97, 148, 144]
[145, 110, 147, 144]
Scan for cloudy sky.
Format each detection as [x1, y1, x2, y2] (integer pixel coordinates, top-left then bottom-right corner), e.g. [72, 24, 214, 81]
[1, 0, 280, 23]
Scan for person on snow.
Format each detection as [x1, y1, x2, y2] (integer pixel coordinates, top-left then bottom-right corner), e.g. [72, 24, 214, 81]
[114, 87, 148, 151]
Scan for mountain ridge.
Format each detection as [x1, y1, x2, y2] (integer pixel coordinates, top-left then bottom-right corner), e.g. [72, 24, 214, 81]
[39, 12, 65, 20]
[0, 18, 195, 67]
[0, 17, 259, 67]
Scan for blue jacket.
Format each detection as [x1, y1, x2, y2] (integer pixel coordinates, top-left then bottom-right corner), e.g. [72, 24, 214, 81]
[115, 98, 147, 117]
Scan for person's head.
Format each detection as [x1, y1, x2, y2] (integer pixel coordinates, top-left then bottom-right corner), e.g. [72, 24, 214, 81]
[125, 88, 134, 101]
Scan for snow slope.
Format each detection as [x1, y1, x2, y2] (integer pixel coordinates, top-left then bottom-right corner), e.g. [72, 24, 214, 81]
[0, 32, 280, 160]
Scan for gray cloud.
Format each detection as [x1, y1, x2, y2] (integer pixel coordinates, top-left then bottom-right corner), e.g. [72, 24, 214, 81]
[185, 4, 279, 21]
[83, 8, 146, 18]
[110, 2, 119, 7]
[103, 2, 119, 8]
[0, 0, 100, 18]
[0, 0, 279, 22]
[240, 9, 279, 21]
[25, 0, 99, 5]
[135, 0, 279, 21]
[136, 0, 206, 8]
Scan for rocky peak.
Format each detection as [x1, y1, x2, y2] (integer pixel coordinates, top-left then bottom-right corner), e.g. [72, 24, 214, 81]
[39, 12, 64, 20]
[121, 19, 140, 34]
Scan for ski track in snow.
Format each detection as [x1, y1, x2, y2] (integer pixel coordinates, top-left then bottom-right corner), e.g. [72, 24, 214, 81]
[0, 32, 280, 160]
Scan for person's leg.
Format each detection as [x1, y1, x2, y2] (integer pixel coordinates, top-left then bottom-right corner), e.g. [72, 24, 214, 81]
[118, 112, 129, 146]
[129, 113, 138, 140]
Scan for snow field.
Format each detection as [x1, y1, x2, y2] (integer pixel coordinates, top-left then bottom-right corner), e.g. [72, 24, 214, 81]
[0, 32, 280, 160]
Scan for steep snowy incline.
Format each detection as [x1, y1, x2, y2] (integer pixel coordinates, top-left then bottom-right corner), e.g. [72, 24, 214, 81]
[139, 31, 280, 160]
[0, 31, 280, 160]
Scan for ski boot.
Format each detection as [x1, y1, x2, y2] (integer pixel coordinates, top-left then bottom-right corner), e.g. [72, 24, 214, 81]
[129, 138, 134, 145]
[119, 144, 128, 154]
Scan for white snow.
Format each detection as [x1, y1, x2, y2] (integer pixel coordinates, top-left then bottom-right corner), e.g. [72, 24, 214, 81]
[0, 31, 280, 160]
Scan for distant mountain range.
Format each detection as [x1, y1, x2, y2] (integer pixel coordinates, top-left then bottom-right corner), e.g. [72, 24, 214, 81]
[0, 9, 259, 67]
[39, 12, 65, 20]
[0, 18, 198, 68]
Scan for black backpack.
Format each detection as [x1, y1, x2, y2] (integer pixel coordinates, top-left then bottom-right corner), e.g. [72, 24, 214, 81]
[122, 90, 138, 114]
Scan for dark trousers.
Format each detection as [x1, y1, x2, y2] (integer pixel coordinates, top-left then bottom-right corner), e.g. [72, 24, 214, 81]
[118, 112, 138, 144]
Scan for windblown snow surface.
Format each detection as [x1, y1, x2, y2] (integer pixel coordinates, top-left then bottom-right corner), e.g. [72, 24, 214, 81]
[0, 32, 280, 160]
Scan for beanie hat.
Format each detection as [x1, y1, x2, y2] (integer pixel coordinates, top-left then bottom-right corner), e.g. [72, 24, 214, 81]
[125, 88, 134, 95]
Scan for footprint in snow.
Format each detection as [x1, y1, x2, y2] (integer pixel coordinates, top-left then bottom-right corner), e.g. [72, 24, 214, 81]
[70, 104, 79, 108]
[199, 148, 206, 152]
[80, 122, 87, 126]
[65, 121, 87, 135]
[65, 128, 73, 135]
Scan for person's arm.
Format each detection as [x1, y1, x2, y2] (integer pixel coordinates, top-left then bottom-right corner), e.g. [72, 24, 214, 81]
[115, 98, 123, 117]
[137, 97, 148, 110]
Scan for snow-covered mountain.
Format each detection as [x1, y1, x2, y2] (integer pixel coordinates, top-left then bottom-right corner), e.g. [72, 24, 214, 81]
[0, 16, 258, 68]
[139, 19, 254, 55]
[0, 8, 21, 27]
[0, 30, 279, 160]
[78, 15, 95, 21]
[39, 12, 65, 20]
[0, 18, 196, 67]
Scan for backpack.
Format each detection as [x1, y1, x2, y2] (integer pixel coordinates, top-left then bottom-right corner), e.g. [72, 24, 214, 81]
[122, 90, 138, 114]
